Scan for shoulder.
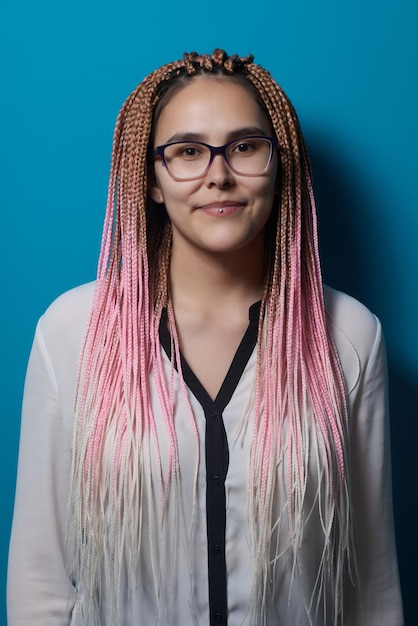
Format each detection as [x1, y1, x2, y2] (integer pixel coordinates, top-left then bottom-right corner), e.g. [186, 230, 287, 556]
[41, 281, 96, 317]
[35, 282, 96, 364]
[323, 286, 383, 394]
[323, 285, 380, 348]
[39, 282, 95, 334]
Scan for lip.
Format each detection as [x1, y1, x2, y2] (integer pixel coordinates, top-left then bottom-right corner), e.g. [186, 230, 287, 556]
[196, 200, 246, 217]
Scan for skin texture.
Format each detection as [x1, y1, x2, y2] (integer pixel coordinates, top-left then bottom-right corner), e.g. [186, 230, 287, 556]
[150, 77, 279, 398]
[150, 77, 278, 260]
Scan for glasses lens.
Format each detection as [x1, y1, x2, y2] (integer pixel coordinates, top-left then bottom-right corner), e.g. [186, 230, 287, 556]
[161, 137, 274, 180]
[163, 142, 211, 180]
[227, 138, 272, 175]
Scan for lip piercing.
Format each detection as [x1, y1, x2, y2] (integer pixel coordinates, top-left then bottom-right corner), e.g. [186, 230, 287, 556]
[218, 208, 224, 213]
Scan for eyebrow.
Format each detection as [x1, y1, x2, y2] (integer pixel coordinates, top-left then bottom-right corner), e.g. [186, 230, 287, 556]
[163, 126, 269, 145]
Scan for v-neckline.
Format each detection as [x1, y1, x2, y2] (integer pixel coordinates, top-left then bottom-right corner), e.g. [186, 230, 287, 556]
[159, 301, 261, 413]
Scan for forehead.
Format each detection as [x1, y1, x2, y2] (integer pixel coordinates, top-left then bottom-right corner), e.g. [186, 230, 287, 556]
[153, 76, 271, 143]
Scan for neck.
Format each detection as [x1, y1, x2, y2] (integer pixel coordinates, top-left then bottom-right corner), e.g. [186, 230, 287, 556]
[169, 234, 265, 315]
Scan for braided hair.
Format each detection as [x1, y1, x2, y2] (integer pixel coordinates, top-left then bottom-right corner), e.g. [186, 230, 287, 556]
[68, 49, 353, 625]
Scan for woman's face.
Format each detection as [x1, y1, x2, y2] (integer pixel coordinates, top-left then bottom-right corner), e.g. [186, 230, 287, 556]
[150, 77, 278, 258]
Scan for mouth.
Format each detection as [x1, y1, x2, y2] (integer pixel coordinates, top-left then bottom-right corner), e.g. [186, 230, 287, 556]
[196, 200, 246, 217]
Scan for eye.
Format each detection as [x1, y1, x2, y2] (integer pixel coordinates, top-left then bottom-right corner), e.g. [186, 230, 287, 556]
[175, 143, 206, 159]
[232, 140, 256, 154]
[181, 146, 199, 156]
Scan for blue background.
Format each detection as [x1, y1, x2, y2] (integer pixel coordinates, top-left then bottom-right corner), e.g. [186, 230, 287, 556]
[1, 1, 417, 623]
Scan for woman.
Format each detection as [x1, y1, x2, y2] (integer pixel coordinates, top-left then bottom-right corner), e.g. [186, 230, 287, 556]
[7, 49, 403, 625]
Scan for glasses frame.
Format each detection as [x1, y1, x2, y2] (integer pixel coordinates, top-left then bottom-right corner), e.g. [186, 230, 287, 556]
[152, 135, 279, 181]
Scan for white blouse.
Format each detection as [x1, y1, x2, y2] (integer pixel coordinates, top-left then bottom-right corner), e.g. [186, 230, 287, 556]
[7, 282, 404, 625]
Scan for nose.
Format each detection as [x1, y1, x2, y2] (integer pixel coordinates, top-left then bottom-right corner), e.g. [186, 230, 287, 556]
[204, 153, 235, 188]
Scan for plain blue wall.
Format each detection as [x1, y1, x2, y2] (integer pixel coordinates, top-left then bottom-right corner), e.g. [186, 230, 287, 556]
[2, 1, 417, 624]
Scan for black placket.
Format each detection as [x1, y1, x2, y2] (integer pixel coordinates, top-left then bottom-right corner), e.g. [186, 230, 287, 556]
[159, 302, 260, 624]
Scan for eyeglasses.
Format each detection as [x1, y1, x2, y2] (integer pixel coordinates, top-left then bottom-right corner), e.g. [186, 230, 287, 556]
[153, 135, 278, 181]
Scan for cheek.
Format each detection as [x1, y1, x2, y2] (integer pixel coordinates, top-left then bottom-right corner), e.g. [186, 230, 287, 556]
[254, 180, 277, 226]
[252, 155, 279, 199]
[253, 177, 277, 206]
[157, 174, 200, 207]
[264, 155, 280, 194]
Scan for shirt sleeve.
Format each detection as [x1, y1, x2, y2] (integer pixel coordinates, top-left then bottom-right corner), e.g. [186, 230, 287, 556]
[345, 319, 404, 625]
[7, 322, 76, 625]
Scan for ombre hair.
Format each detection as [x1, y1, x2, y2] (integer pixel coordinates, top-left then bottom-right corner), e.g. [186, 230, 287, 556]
[68, 49, 354, 624]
